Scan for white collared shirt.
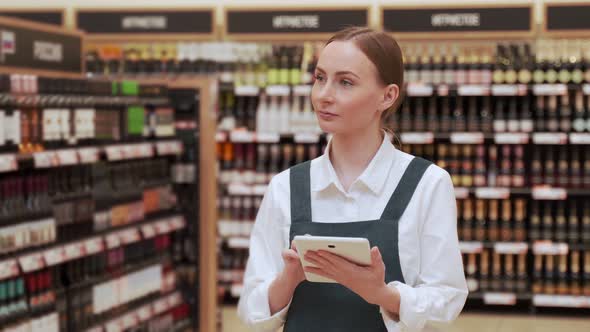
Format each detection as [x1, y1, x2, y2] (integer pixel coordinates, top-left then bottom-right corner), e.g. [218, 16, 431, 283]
[237, 134, 468, 332]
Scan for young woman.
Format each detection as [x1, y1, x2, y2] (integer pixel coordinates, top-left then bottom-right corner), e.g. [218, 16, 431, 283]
[238, 27, 468, 331]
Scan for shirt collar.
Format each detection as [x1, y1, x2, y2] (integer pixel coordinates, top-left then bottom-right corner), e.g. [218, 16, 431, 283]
[312, 131, 396, 195]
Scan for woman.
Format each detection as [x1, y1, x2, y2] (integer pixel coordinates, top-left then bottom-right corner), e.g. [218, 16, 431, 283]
[238, 27, 468, 332]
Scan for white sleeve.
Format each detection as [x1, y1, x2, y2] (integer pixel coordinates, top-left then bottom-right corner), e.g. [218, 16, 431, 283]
[237, 177, 291, 331]
[380, 170, 468, 331]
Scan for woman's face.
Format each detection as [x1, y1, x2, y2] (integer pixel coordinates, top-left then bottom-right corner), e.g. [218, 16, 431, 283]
[311, 40, 390, 135]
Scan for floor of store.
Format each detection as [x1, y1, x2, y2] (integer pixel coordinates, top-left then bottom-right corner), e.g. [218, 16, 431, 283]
[221, 306, 590, 332]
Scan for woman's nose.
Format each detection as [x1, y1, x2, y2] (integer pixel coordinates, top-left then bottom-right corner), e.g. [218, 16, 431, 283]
[316, 81, 335, 103]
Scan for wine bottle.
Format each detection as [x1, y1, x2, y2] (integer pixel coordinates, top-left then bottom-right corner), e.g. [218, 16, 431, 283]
[542, 202, 554, 241]
[488, 200, 499, 242]
[568, 199, 580, 243]
[514, 199, 526, 242]
[493, 97, 506, 132]
[572, 91, 587, 132]
[555, 201, 567, 242]
[532, 254, 543, 293]
[500, 199, 513, 241]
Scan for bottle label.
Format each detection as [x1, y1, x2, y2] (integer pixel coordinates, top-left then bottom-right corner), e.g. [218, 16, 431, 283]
[279, 69, 290, 85]
[267, 69, 279, 85]
[517, 69, 532, 84]
[492, 69, 505, 84]
[572, 69, 583, 84]
[573, 118, 586, 132]
[584, 69, 590, 84]
[290, 69, 301, 86]
[533, 70, 545, 84]
[558, 69, 571, 84]
[504, 70, 517, 84]
[545, 69, 558, 84]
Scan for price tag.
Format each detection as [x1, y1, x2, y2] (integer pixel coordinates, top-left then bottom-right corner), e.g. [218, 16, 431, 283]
[141, 224, 157, 239]
[406, 83, 433, 97]
[137, 305, 153, 321]
[105, 146, 124, 161]
[450, 132, 485, 144]
[84, 237, 104, 255]
[252, 185, 268, 196]
[494, 242, 528, 254]
[532, 186, 567, 200]
[491, 84, 524, 96]
[33, 151, 57, 168]
[400, 132, 434, 144]
[43, 247, 65, 266]
[293, 85, 312, 96]
[168, 292, 182, 307]
[475, 187, 510, 199]
[78, 147, 99, 164]
[265, 85, 290, 96]
[121, 313, 138, 329]
[533, 295, 589, 308]
[120, 145, 135, 159]
[120, 229, 141, 244]
[569, 133, 590, 145]
[494, 133, 529, 144]
[170, 216, 186, 231]
[533, 84, 567, 96]
[106, 233, 122, 249]
[138, 143, 154, 158]
[216, 131, 227, 142]
[459, 241, 483, 254]
[454, 187, 470, 199]
[231, 283, 244, 297]
[154, 298, 169, 314]
[105, 320, 122, 332]
[56, 149, 78, 166]
[294, 133, 320, 143]
[436, 84, 450, 96]
[484, 292, 517, 305]
[229, 130, 255, 143]
[532, 133, 568, 144]
[0, 154, 17, 173]
[533, 241, 568, 255]
[256, 132, 280, 143]
[19, 252, 45, 273]
[458, 85, 490, 96]
[0, 259, 19, 281]
[228, 237, 250, 249]
[155, 221, 171, 234]
[583, 84, 590, 95]
[64, 242, 85, 261]
[234, 85, 260, 96]
[228, 183, 253, 195]
[85, 327, 103, 332]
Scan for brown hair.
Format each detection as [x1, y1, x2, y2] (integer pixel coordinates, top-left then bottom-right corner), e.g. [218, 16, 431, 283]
[326, 26, 404, 133]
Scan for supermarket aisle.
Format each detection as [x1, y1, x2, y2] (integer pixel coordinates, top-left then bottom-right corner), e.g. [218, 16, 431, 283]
[222, 306, 590, 332]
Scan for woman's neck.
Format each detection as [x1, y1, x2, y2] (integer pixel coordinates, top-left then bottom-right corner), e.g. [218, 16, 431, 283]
[329, 128, 384, 192]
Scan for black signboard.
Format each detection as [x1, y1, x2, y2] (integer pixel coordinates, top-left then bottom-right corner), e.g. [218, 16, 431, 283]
[546, 4, 590, 31]
[0, 21, 82, 73]
[0, 11, 63, 26]
[76, 10, 213, 34]
[383, 6, 531, 34]
[226, 9, 368, 34]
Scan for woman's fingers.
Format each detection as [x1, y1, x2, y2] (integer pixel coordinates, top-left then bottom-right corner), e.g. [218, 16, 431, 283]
[304, 266, 334, 280]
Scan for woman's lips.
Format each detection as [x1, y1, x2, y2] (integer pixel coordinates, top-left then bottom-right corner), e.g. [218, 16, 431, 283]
[318, 111, 338, 120]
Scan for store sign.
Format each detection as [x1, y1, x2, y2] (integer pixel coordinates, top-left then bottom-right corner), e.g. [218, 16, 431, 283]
[0, 20, 82, 73]
[382, 6, 531, 34]
[0, 10, 63, 26]
[76, 10, 213, 34]
[226, 9, 368, 34]
[546, 4, 590, 31]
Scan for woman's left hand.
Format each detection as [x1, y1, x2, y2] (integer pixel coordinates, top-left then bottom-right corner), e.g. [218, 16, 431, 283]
[304, 246, 393, 306]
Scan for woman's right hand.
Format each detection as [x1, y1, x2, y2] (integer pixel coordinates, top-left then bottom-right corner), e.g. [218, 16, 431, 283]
[280, 240, 306, 287]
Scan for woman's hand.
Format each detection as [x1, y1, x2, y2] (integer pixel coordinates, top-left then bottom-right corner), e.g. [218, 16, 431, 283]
[280, 240, 306, 287]
[268, 240, 306, 315]
[304, 246, 400, 311]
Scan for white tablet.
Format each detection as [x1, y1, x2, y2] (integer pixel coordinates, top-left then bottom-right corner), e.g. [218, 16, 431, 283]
[293, 235, 371, 283]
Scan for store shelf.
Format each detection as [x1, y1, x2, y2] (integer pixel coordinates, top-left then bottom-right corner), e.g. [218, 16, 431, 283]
[533, 295, 590, 308]
[216, 130, 325, 144]
[404, 83, 587, 98]
[468, 292, 532, 305]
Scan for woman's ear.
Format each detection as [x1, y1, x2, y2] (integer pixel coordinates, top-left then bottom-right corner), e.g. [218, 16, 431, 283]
[380, 84, 400, 112]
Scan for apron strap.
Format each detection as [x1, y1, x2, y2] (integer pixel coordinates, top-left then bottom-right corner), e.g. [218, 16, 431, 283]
[290, 160, 313, 224]
[380, 157, 432, 221]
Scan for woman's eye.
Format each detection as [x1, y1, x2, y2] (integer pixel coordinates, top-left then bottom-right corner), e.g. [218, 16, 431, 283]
[341, 80, 353, 86]
[314, 74, 324, 82]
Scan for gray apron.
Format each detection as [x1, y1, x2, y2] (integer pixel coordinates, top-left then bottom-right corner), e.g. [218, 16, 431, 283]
[284, 157, 432, 332]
